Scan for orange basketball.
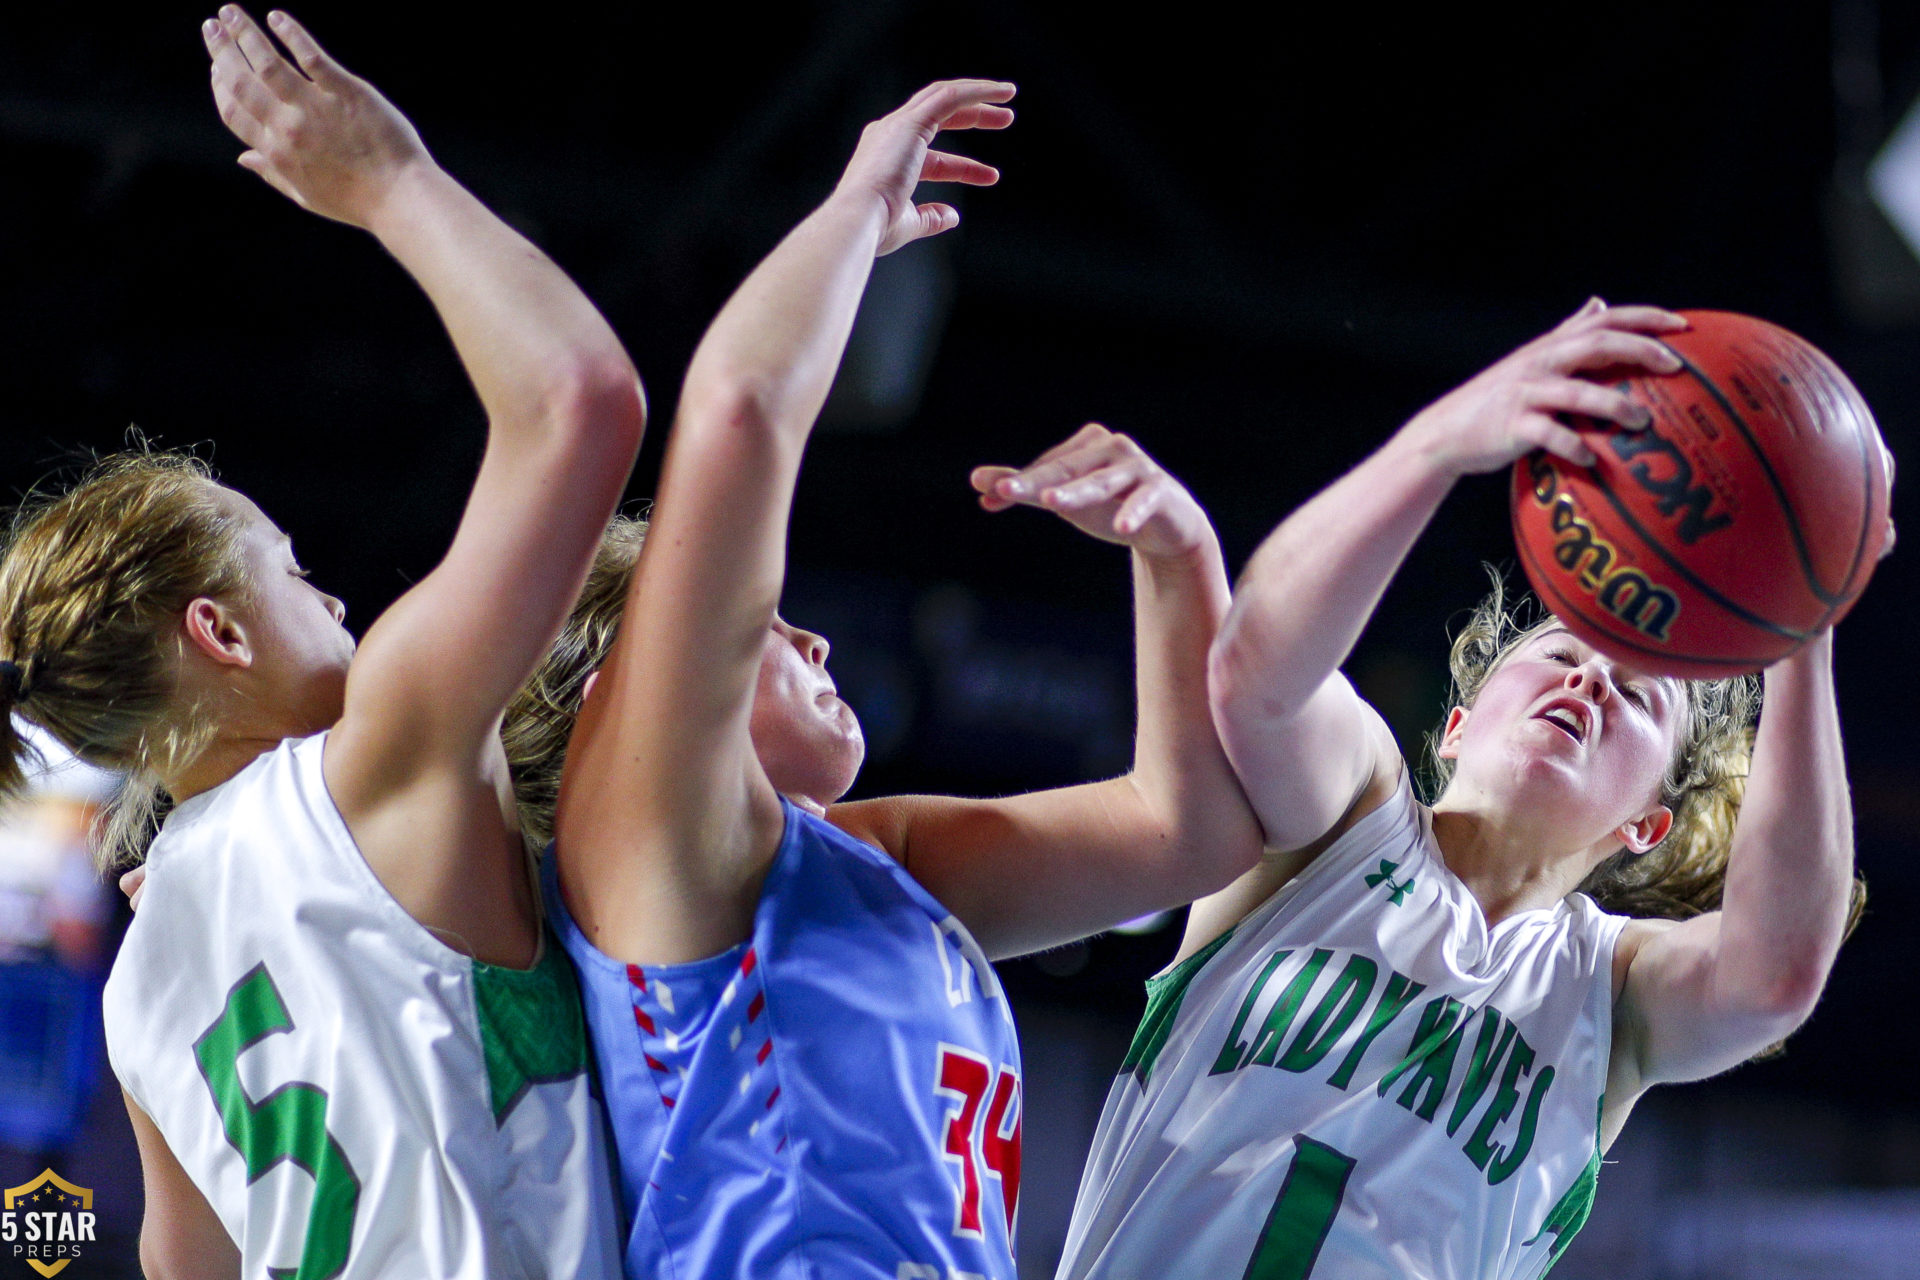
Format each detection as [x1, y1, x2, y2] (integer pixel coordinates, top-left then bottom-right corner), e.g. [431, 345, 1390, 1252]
[1510, 310, 1892, 678]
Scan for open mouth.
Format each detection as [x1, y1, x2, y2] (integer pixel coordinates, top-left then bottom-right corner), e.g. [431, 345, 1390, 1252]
[1532, 700, 1589, 745]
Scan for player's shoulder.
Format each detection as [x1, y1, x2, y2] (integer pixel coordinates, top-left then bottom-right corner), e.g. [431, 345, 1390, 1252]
[824, 793, 926, 866]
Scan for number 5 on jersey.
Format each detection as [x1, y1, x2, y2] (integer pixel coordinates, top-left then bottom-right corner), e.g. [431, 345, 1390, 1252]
[935, 1045, 1021, 1240]
[195, 963, 361, 1280]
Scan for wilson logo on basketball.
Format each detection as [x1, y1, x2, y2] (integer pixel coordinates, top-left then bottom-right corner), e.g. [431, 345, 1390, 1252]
[1525, 457, 1682, 644]
[1607, 428, 1733, 545]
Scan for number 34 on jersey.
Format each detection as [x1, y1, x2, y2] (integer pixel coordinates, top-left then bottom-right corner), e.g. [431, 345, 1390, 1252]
[935, 1044, 1021, 1241]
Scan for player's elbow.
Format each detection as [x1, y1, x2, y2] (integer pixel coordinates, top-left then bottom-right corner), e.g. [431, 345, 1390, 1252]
[1209, 622, 1293, 727]
[677, 367, 805, 455]
[1121, 774, 1265, 905]
[547, 354, 648, 463]
[1721, 952, 1832, 1032]
[138, 1234, 198, 1280]
[1757, 960, 1832, 1026]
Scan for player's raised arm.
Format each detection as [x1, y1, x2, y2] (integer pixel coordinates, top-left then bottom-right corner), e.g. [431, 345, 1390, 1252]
[556, 81, 1014, 967]
[831, 425, 1263, 959]
[200, 11, 645, 857]
[1209, 301, 1687, 855]
[1607, 632, 1859, 1127]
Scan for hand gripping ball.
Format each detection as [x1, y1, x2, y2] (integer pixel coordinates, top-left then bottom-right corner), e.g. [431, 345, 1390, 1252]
[1511, 310, 1892, 678]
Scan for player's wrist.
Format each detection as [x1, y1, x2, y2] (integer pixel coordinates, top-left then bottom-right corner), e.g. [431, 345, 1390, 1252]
[358, 154, 454, 241]
[818, 181, 894, 242]
[1132, 525, 1215, 573]
[1382, 416, 1474, 490]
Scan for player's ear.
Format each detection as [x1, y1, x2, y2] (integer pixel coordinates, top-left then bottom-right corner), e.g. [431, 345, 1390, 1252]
[1615, 805, 1673, 856]
[183, 597, 253, 669]
[1435, 706, 1469, 760]
[580, 669, 602, 707]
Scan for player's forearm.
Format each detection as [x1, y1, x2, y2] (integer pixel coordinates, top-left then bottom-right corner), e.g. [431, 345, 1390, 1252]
[1713, 633, 1853, 1018]
[1215, 426, 1458, 720]
[1128, 533, 1264, 889]
[363, 160, 644, 453]
[677, 190, 886, 456]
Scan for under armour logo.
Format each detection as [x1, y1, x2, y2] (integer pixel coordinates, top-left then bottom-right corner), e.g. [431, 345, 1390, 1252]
[1363, 859, 1415, 906]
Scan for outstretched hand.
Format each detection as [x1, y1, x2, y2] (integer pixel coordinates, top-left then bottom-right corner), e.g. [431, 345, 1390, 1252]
[204, 7, 430, 228]
[834, 79, 1015, 257]
[1402, 298, 1689, 477]
[971, 424, 1211, 561]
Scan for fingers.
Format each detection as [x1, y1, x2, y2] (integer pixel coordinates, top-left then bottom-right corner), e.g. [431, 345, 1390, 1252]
[1588, 304, 1689, 333]
[119, 866, 147, 912]
[220, 7, 302, 94]
[1046, 457, 1148, 510]
[896, 202, 959, 246]
[970, 465, 1019, 512]
[265, 10, 345, 84]
[208, 33, 287, 140]
[939, 101, 1017, 132]
[1114, 476, 1168, 537]
[1528, 376, 1651, 430]
[921, 150, 1000, 187]
[905, 79, 1017, 130]
[972, 425, 1199, 552]
[1550, 328, 1684, 378]
[238, 150, 309, 208]
[1556, 298, 1688, 334]
[1023, 423, 1111, 470]
[986, 426, 1151, 508]
[205, 21, 271, 145]
[1517, 412, 1599, 468]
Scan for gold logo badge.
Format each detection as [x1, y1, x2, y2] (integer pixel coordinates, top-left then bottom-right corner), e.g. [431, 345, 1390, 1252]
[1, 1170, 95, 1277]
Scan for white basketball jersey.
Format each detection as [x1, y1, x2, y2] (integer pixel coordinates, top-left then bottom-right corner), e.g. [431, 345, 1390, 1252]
[1060, 776, 1625, 1280]
[103, 733, 622, 1280]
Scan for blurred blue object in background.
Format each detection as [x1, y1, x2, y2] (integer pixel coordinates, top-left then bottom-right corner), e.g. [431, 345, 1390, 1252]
[0, 720, 116, 1158]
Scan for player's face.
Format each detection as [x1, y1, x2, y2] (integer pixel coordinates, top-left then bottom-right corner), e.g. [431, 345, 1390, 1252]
[215, 487, 355, 734]
[1438, 626, 1681, 850]
[750, 615, 864, 811]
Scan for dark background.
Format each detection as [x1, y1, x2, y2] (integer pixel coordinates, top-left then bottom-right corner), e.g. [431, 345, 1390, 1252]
[2, 1, 1916, 1271]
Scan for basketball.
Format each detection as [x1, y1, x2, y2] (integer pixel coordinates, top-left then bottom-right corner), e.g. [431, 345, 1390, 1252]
[1509, 310, 1892, 678]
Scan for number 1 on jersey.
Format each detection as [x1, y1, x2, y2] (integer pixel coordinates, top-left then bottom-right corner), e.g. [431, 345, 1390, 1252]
[1245, 1136, 1356, 1280]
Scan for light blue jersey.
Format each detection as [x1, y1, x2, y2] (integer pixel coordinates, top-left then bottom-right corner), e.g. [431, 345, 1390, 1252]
[546, 799, 1022, 1279]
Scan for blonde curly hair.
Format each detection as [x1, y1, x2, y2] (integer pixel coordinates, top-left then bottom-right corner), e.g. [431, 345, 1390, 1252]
[502, 514, 647, 848]
[1425, 574, 1865, 936]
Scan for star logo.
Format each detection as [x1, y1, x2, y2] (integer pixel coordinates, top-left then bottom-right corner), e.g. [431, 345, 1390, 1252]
[3, 1169, 95, 1277]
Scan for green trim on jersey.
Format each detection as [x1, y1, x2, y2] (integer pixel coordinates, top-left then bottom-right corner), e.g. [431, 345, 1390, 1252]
[1122, 928, 1236, 1088]
[472, 930, 590, 1123]
[1524, 1099, 1603, 1272]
